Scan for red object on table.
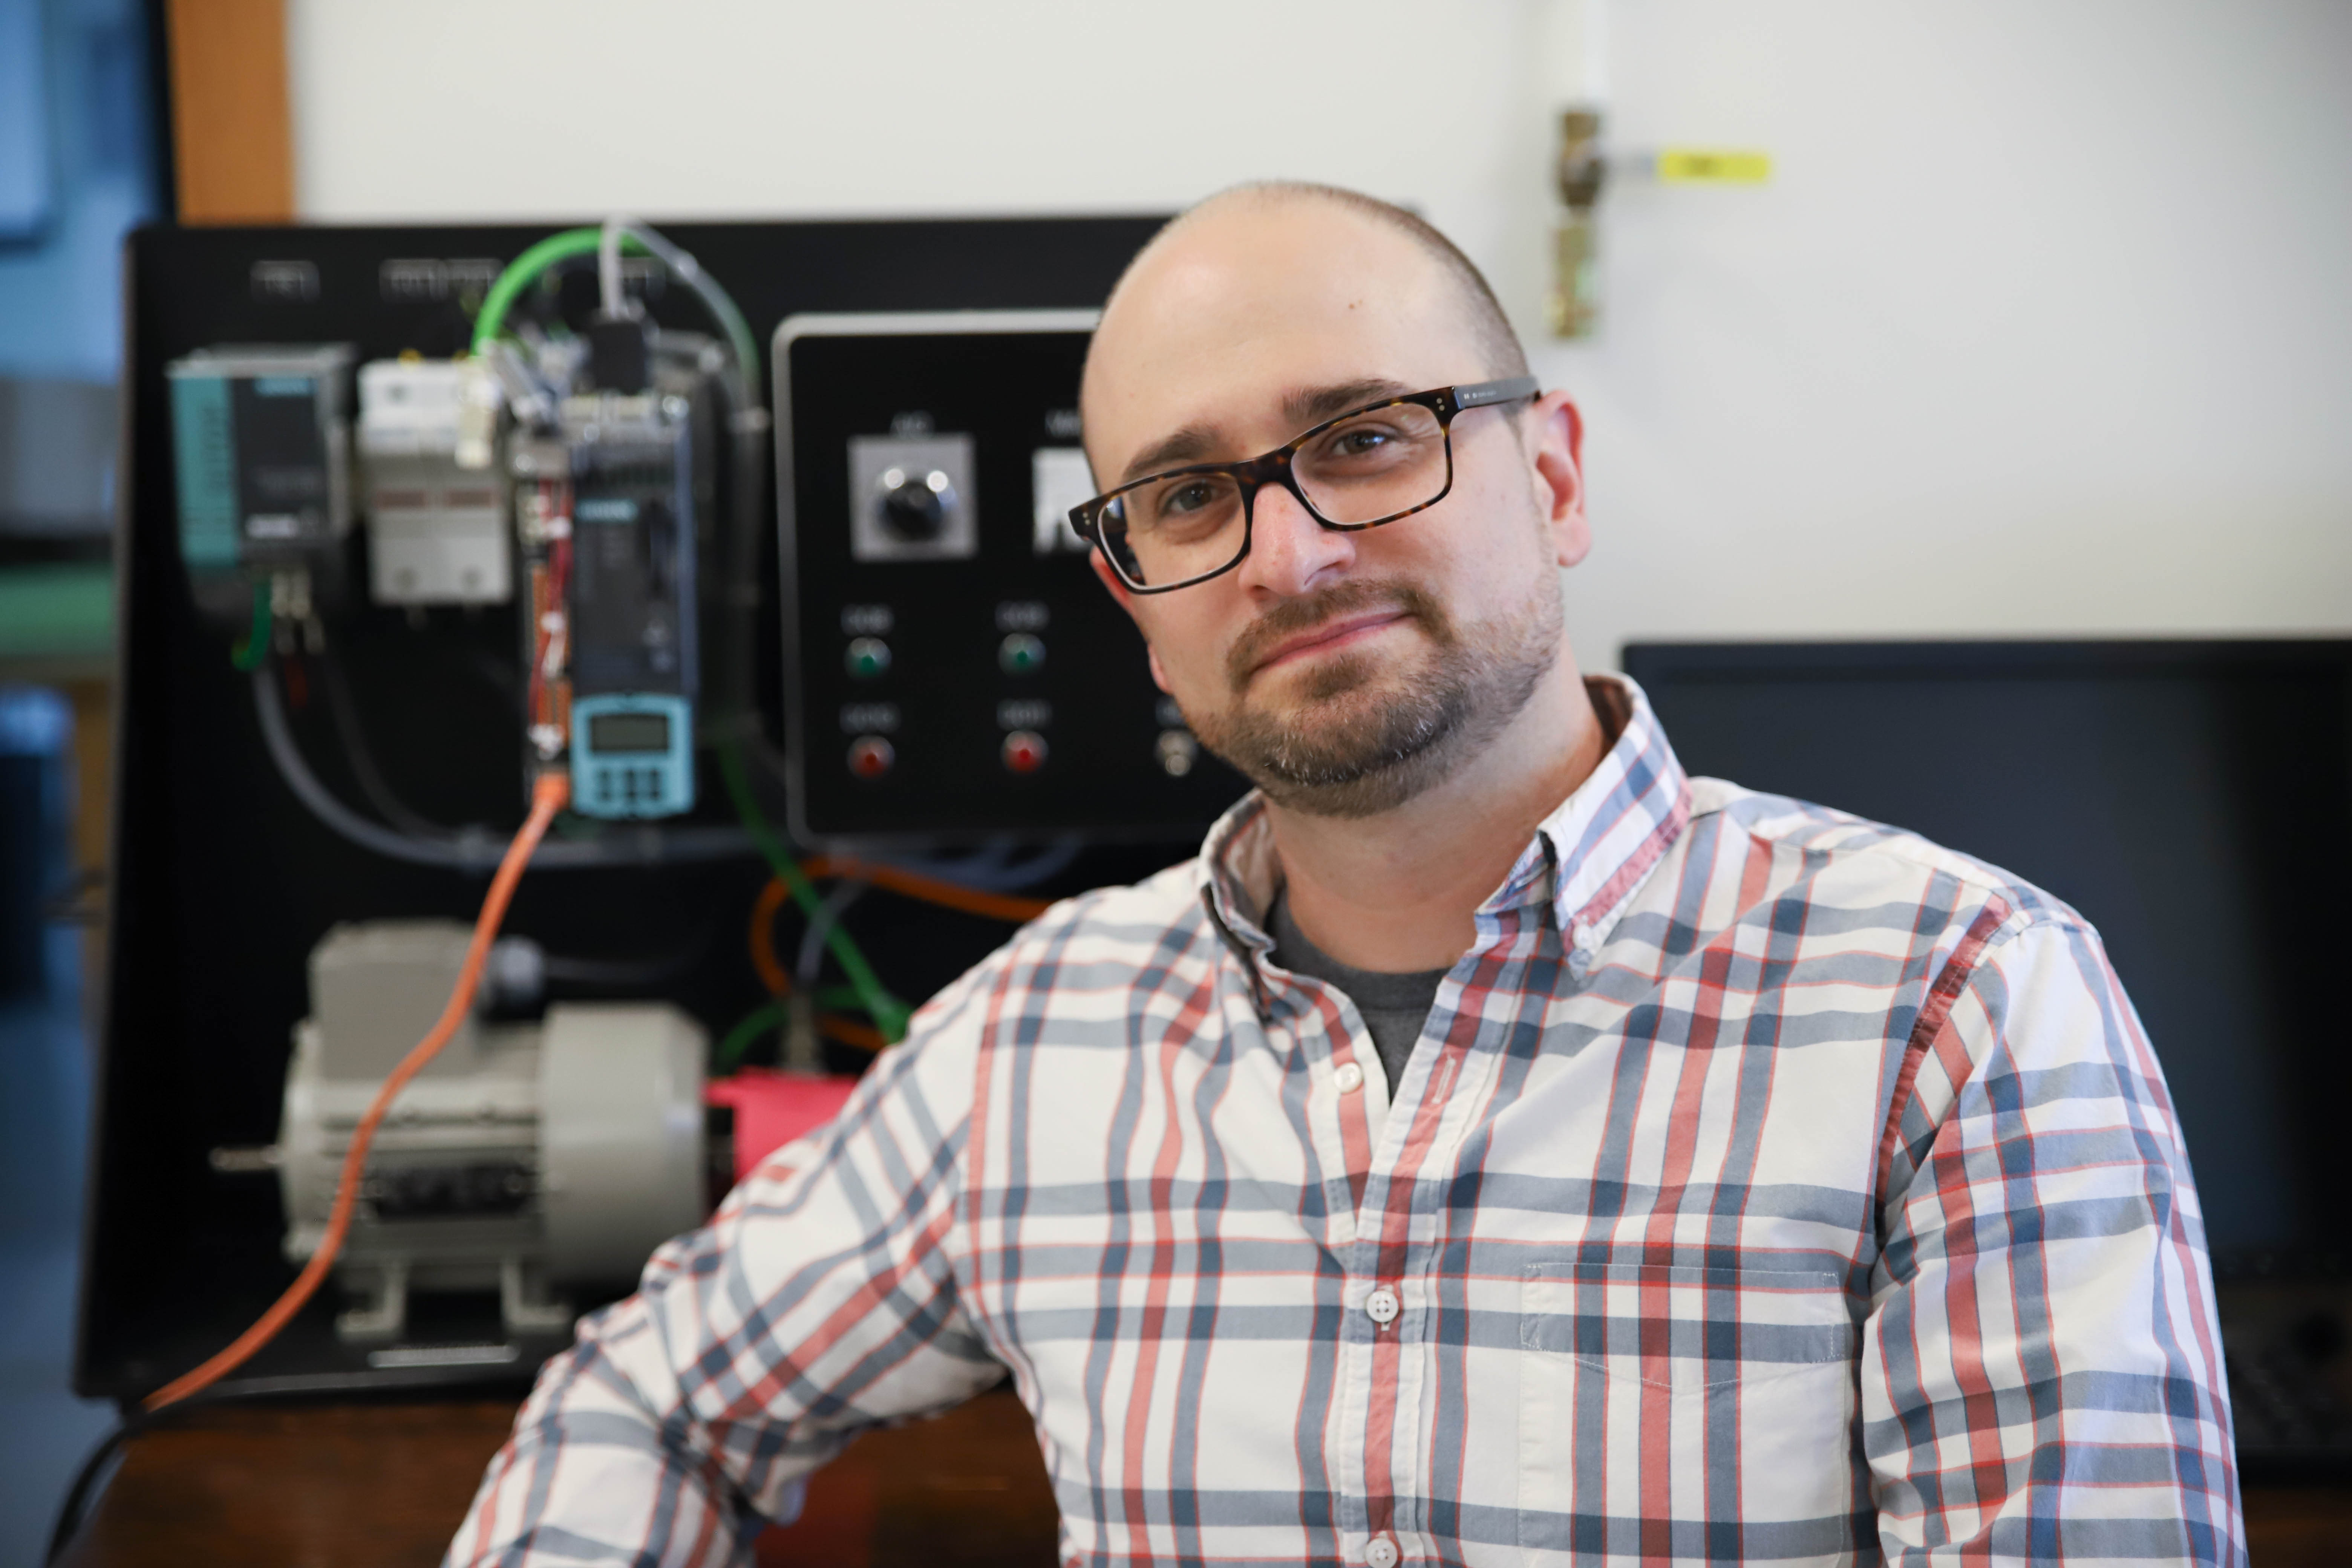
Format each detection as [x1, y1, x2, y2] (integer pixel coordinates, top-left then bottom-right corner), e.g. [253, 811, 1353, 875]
[706, 1068, 861, 1182]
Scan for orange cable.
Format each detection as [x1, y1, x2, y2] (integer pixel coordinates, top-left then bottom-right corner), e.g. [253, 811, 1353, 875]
[143, 771, 572, 1412]
[815, 1013, 889, 1054]
[796, 858, 1052, 923]
[745, 863, 1049, 1024]
[741, 867, 1049, 1058]
[747, 873, 793, 997]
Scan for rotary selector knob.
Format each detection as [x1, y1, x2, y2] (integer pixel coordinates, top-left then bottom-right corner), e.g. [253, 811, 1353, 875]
[876, 466, 954, 542]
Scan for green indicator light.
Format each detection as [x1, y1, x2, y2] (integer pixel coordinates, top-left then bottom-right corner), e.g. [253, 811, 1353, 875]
[845, 636, 891, 678]
[998, 633, 1045, 674]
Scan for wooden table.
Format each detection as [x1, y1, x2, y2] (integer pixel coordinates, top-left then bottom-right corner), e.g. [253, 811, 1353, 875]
[61, 1390, 2352, 1566]
[64, 1387, 1062, 1567]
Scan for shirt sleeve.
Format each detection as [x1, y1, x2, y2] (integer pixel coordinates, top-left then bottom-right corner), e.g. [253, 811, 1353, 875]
[444, 971, 1007, 1568]
[1862, 906, 2243, 1565]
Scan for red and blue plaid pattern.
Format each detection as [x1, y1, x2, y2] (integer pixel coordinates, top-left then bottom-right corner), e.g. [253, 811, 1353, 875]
[450, 677, 2240, 1566]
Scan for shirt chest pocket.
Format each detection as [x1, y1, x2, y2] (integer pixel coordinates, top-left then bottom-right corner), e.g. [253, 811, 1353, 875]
[1515, 1263, 1861, 1564]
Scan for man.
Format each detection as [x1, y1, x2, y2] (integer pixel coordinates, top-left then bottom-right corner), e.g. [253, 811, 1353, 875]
[450, 184, 2240, 1565]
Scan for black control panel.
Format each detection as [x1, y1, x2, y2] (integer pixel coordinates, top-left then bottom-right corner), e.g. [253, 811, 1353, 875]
[776, 312, 1246, 845]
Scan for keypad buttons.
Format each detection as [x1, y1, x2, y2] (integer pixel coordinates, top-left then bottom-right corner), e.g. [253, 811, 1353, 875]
[1001, 730, 1048, 774]
[847, 735, 895, 779]
[998, 632, 1045, 674]
[845, 636, 891, 678]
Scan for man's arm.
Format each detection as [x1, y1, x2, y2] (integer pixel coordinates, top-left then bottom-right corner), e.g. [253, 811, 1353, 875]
[446, 976, 1006, 1568]
[1863, 908, 2242, 1564]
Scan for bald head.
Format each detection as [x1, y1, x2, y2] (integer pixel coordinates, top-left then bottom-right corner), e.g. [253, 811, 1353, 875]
[1107, 183, 1524, 380]
[1080, 184, 1527, 481]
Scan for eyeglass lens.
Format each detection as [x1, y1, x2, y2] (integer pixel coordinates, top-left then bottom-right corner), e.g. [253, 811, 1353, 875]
[1098, 401, 1449, 588]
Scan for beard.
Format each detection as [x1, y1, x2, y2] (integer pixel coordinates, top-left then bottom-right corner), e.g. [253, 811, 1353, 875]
[1181, 573, 1563, 820]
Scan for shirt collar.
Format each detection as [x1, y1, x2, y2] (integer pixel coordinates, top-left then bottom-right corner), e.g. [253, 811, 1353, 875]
[1196, 673, 1692, 955]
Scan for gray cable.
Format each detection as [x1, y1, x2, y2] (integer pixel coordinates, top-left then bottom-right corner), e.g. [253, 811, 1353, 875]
[735, 735, 1084, 891]
[795, 877, 868, 992]
[252, 670, 755, 871]
[316, 645, 456, 839]
[602, 219, 762, 404]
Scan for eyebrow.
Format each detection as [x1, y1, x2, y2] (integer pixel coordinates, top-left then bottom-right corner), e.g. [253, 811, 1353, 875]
[1116, 376, 1419, 485]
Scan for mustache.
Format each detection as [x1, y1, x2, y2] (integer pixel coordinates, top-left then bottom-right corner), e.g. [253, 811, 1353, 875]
[1224, 579, 1451, 692]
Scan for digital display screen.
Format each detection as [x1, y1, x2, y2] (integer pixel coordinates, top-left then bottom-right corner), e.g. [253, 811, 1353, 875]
[586, 710, 671, 755]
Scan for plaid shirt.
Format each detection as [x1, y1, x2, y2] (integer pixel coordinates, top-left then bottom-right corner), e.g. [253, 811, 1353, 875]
[450, 676, 2241, 1566]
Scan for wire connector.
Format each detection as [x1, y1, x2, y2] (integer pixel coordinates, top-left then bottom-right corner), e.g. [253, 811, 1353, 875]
[454, 357, 502, 470]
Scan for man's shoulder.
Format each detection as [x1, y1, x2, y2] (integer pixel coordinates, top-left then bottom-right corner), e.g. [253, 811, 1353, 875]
[1684, 774, 2086, 937]
[1017, 856, 1210, 951]
[930, 857, 1215, 1007]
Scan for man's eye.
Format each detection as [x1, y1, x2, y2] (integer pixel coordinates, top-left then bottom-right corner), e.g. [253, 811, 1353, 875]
[1160, 481, 1219, 516]
[1320, 423, 1400, 461]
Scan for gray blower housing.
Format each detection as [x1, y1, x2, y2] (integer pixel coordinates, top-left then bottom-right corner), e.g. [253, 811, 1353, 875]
[278, 921, 706, 1343]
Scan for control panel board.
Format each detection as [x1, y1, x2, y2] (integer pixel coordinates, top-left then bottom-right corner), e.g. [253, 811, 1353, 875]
[775, 312, 1245, 845]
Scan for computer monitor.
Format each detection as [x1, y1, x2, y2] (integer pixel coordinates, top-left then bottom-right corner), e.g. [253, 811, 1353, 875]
[1622, 640, 2352, 1280]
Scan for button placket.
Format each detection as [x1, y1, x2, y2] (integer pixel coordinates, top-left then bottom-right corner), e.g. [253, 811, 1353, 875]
[1365, 1535, 1401, 1568]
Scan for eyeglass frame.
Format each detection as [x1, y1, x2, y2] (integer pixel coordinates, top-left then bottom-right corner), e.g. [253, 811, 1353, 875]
[1067, 375, 1543, 594]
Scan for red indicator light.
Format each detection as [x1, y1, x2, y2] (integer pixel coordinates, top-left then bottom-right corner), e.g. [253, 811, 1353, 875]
[1001, 730, 1047, 774]
[847, 735, 894, 779]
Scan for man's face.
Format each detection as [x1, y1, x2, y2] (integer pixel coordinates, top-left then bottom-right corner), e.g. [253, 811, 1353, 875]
[1080, 198, 1590, 818]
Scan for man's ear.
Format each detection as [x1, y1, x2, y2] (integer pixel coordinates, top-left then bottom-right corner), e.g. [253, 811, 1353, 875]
[1087, 548, 1174, 693]
[1528, 392, 1591, 570]
[1089, 547, 1137, 616]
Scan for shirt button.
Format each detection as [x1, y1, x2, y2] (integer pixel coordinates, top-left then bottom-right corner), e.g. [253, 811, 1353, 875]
[1366, 1537, 1401, 1568]
[1365, 1287, 1400, 1326]
[1333, 1061, 1365, 1094]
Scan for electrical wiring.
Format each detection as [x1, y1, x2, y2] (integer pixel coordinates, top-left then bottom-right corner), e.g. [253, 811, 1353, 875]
[734, 735, 1084, 893]
[734, 855, 1054, 1058]
[316, 642, 456, 839]
[799, 855, 1056, 924]
[598, 219, 762, 403]
[539, 929, 715, 989]
[717, 998, 786, 1069]
[228, 579, 271, 671]
[715, 997, 890, 1072]
[140, 771, 572, 1413]
[470, 230, 646, 358]
[717, 738, 911, 1041]
[46, 1391, 237, 1565]
[47, 1365, 548, 1566]
[746, 872, 795, 998]
[253, 668, 752, 870]
[795, 877, 869, 995]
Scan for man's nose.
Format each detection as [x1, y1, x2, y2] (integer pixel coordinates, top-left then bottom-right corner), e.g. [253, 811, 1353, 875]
[1235, 482, 1355, 598]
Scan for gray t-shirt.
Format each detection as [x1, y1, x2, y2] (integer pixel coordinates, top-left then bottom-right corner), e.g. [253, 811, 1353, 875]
[1267, 890, 1448, 1095]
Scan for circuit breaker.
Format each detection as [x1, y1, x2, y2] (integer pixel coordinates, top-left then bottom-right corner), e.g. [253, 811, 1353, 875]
[357, 358, 512, 605]
[774, 311, 1245, 846]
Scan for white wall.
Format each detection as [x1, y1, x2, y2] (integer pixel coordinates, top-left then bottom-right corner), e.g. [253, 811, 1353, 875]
[1550, 0, 2352, 666]
[289, 0, 2352, 668]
